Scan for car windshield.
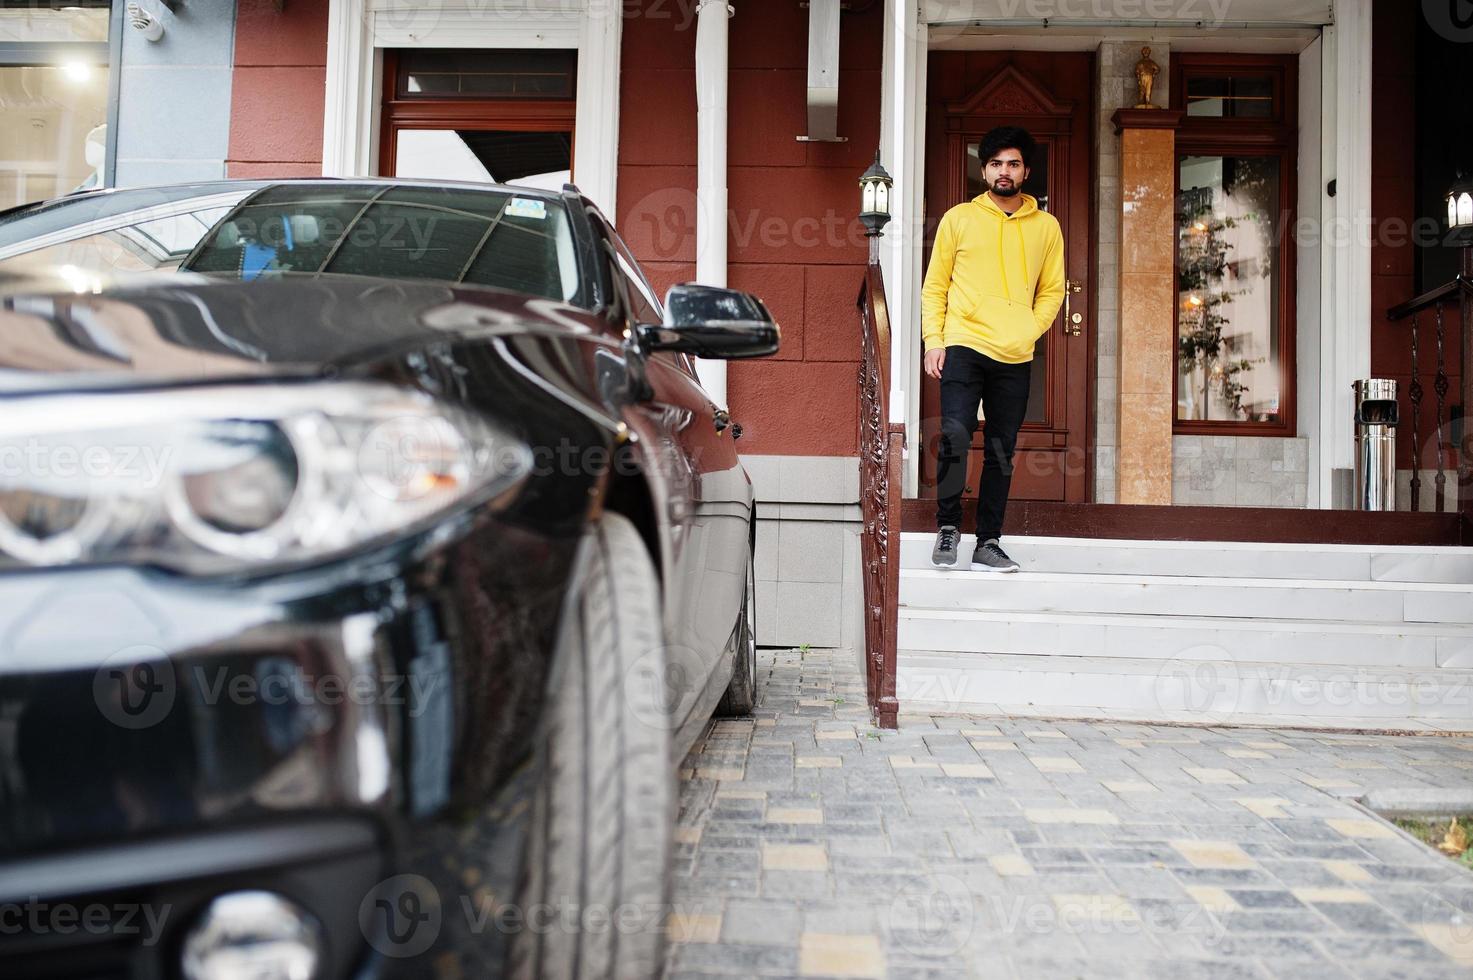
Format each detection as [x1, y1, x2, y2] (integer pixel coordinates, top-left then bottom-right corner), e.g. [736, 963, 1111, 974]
[0, 182, 583, 305]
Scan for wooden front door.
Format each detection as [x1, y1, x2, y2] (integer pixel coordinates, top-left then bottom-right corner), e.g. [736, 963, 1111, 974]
[919, 52, 1094, 503]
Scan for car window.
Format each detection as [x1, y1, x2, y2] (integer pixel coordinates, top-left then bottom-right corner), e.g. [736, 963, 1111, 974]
[592, 219, 708, 381]
[182, 184, 582, 303]
[0, 199, 243, 276]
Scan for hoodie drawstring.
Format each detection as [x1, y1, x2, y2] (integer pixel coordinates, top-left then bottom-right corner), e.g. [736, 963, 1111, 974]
[980, 194, 1035, 304]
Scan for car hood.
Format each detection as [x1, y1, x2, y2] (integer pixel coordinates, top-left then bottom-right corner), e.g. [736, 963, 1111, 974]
[0, 274, 605, 393]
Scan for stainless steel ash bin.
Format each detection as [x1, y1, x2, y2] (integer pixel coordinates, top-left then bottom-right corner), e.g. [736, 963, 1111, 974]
[1353, 379, 1398, 511]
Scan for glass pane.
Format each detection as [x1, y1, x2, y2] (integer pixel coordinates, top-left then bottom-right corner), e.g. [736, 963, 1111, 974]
[396, 48, 576, 100]
[0, 206, 234, 277]
[0, 63, 109, 208]
[1186, 73, 1274, 118]
[179, 185, 580, 302]
[965, 139, 1051, 423]
[1176, 155, 1282, 423]
[394, 129, 571, 190]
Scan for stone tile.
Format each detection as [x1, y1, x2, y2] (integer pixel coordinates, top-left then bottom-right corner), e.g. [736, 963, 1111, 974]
[1325, 818, 1399, 840]
[668, 912, 723, 944]
[1031, 756, 1085, 773]
[1026, 808, 1121, 825]
[990, 853, 1035, 877]
[763, 843, 829, 872]
[798, 932, 884, 978]
[1291, 887, 1371, 904]
[1323, 860, 1374, 883]
[778, 520, 845, 585]
[1171, 841, 1258, 870]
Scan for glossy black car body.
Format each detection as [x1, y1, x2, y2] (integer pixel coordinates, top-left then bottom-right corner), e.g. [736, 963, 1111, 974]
[0, 181, 774, 978]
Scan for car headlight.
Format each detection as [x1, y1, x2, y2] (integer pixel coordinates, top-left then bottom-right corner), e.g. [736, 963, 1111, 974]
[0, 382, 531, 574]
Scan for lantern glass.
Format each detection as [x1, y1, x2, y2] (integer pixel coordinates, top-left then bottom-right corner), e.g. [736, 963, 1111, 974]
[1459, 192, 1473, 226]
[876, 180, 889, 216]
[1450, 194, 1459, 229]
[862, 179, 876, 215]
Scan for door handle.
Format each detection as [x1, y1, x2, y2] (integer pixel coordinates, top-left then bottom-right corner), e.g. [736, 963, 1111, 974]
[1063, 278, 1084, 337]
[714, 409, 731, 432]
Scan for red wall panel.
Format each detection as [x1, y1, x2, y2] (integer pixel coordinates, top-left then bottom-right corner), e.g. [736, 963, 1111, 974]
[227, 0, 329, 174]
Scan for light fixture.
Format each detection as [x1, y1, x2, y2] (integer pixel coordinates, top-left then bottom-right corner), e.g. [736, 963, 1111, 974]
[60, 61, 92, 82]
[858, 151, 892, 238]
[127, 2, 165, 41]
[1448, 171, 1473, 244]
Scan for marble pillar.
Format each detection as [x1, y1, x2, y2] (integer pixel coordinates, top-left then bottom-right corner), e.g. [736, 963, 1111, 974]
[1111, 108, 1183, 505]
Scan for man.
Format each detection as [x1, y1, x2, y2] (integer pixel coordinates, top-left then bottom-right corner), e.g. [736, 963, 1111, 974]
[922, 126, 1065, 572]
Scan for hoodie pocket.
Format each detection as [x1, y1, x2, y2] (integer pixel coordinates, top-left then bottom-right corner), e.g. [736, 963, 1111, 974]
[970, 294, 1040, 361]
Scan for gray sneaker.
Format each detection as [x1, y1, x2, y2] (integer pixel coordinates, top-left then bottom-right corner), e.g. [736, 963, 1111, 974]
[971, 538, 1020, 573]
[932, 525, 960, 567]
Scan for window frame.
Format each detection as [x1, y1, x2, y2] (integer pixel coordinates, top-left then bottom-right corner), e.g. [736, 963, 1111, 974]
[1170, 53, 1299, 437]
[377, 48, 577, 181]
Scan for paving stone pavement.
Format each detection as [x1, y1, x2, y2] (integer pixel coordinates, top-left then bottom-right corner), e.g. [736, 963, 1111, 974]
[663, 647, 1473, 980]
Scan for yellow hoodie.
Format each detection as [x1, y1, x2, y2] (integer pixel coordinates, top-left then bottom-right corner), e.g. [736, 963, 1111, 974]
[921, 193, 1066, 364]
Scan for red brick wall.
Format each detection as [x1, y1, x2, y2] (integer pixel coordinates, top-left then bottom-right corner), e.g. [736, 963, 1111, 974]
[618, 0, 883, 456]
[227, 0, 329, 177]
[1369, 0, 1463, 472]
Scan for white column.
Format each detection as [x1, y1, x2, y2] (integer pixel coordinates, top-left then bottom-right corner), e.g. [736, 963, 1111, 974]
[879, 0, 925, 496]
[576, 0, 623, 215]
[694, 0, 731, 408]
[1321, 0, 1373, 506]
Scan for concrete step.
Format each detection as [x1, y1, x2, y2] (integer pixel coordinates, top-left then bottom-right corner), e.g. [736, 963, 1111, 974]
[897, 607, 1473, 669]
[895, 650, 1473, 730]
[899, 532, 1473, 584]
[900, 568, 1473, 626]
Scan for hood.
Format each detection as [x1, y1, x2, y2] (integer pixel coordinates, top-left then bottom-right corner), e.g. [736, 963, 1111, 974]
[973, 192, 1041, 220]
[0, 276, 603, 394]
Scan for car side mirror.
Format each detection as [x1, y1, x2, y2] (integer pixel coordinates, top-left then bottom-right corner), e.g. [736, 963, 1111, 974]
[637, 283, 780, 359]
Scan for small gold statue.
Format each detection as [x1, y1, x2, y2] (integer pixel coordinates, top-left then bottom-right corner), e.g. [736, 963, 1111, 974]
[1134, 46, 1160, 109]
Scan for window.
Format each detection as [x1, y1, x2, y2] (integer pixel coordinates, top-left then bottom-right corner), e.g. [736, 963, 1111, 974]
[1171, 55, 1297, 434]
[0, 193, 251, 276]
[0, 1, 112, 207]
[380, 49, 577, 191]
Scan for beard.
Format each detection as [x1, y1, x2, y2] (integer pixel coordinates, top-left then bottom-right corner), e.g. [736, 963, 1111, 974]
[990, 181, 1021, 198]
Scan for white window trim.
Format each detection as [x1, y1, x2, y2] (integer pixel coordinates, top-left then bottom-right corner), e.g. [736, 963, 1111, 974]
[322, 0, 622, 215]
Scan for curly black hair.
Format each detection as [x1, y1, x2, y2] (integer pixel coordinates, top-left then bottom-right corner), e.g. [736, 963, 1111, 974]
[977, 126, 1036, 169]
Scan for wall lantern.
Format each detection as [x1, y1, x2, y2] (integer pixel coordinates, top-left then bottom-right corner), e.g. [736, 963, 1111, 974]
[859, 151, 892, 238]
[1446, 171, 1473, 243]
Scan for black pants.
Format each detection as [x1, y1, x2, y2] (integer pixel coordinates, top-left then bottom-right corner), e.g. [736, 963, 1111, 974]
[935, 345, 1032, 541]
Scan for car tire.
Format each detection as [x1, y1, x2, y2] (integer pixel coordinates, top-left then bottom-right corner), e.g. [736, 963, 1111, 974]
[510, 512, 673, 980]
[715, 544, 757, 717]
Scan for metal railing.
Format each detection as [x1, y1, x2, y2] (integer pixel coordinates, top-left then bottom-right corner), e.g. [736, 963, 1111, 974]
[1385, 252, 1473, 523]
[857, 261, 902, 730]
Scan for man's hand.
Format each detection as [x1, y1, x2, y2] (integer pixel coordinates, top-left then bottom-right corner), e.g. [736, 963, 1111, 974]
[924, 348, 946, 379]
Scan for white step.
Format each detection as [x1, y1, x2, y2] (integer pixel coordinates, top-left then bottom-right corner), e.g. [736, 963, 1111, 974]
[896, 650, 1473, 730]
[900, 533, 1473, 583]
[901, 567, 1473, 625]
[898, 607, 1473, 669]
